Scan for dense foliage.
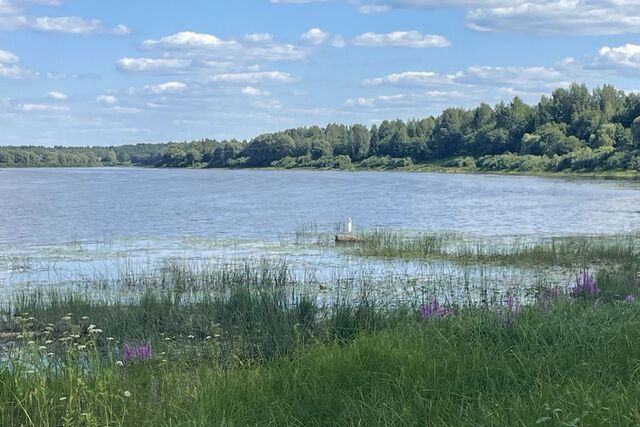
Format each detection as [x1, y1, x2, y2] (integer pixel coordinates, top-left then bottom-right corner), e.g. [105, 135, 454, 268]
[2, 83, 640, 173]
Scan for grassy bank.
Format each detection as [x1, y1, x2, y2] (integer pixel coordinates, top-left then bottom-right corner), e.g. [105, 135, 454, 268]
[352, 231, 640, 269]
[3, 293, 640, 426]
[1, 243, 639, 425]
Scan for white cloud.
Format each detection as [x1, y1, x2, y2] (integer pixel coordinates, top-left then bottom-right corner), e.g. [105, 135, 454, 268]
[0, 1, 130, 35]
[331, 36, 347, 48]
[366, 65, 565, 89]
[25, 16, 129, 35]
[301, 28, 329, 45]
[346, 91, 466, 110]
[17, 103, 68, 112]
[117, 57, 192, 72]
[31, 16, 100, 33]
[142, 31, 239, 49]
[96, 95, 117, 105]
[211, 71, 297, 84]
[353, 31, 450, 48]
[143, 81, 188, 94]
[0, 49, 35, 79]
[597, 44, 640, 69]
[358, 0, 640, 35]
[244, 33, 273, 43]
[48, 91, 67, 100]
[141, 31, 307, 62]
[458, 65, 562, 86]
[0, 49, 18, 63]
[357, 4, 392, 14]
[365, 71, 457, 86]
[242, 86, 270, 96]
[111, 105, 141, 114]
[111, 24, 131, 35]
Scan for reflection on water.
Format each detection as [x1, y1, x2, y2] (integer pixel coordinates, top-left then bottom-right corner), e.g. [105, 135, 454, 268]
[0, 168, 638, 303]
[1, 168, 640, 248]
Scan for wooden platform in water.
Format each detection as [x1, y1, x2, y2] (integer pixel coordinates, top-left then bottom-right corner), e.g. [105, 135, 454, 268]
[335, 234, 363, 244]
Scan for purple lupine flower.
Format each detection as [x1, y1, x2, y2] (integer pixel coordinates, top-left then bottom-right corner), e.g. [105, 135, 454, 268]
[624, 294, 636, 303]
[122, 340, 153, 364]
[419, 297, 450, 319]
[498, 293, 519, 328]
[570, 271, 599, 297]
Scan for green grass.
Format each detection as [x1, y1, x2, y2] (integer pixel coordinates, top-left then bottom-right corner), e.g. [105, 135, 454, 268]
[3, 299, 640, 426]
[2, 243, 640, 425]
[352, 230, 640, 268]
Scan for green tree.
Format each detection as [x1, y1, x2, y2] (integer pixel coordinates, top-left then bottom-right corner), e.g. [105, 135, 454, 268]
[633, 117, 640, 149]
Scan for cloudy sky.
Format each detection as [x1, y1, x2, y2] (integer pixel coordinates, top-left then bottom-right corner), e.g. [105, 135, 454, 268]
[1, 0, 640, 146]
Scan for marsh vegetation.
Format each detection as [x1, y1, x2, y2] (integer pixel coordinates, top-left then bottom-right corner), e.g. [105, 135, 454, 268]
[2, 232, 640, 425]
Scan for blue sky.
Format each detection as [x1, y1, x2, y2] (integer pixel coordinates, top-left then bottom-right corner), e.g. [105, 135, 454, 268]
[1, 0, 640, 146]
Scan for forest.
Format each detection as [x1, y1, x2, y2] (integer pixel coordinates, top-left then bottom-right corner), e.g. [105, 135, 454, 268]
[2, 83, 640, 174]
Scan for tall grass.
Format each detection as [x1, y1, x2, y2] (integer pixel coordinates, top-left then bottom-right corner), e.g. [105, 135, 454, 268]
[2, 240, 640, 425]
[3, 299, 640, 426]
[353, 230, 640, 267]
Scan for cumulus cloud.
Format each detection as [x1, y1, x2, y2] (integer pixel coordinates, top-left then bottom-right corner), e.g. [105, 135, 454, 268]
[357, 4, 392, 14]
[365, 65, 567, 90]
[0, 49, 35, 79]
[210, 71, 298, 84]
[241, 86, 270, 96]
[47, 91, 68, 100]
[301, 28, 329, 45]
[96, 95, 117, 105]
[117, 57, 192, 72]
[597, 44, 640, 69]
[141, 31, 306, 62]
[244, 33, 273, 43]
[0, 49, 18, 63]
[16, 103, 68, 112]
[0, 1, 130, 35]
[357, 0, 640, 35]
[331, 36, 347, 48]
[457, 65, 563, 87]
[365, 71, 457, 86]
[143, 81, 188, 94]
[353, 31, 450, 48]
[142, 31, 239, 49]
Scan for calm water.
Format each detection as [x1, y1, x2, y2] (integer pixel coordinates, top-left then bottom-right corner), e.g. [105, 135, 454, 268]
[1, 168, 638, 298]
[1, 168, 639, 247]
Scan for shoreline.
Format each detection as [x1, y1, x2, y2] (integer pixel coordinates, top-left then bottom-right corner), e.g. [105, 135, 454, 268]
[2, 163, 639, 180]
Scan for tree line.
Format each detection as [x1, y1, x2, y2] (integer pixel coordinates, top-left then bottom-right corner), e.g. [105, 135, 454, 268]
[2, 83, 640, 173]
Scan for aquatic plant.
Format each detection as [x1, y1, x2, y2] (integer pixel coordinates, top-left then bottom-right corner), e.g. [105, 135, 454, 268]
[571, 271, 599, 297]
[498, 292, 520, 327]
[419, 297, 450, 319]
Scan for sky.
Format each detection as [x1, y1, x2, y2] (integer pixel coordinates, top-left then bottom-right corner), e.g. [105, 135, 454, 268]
[1, 0, 640, 147]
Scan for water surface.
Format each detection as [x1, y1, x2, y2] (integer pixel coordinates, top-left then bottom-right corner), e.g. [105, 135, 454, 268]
[1, 168, 639, 247]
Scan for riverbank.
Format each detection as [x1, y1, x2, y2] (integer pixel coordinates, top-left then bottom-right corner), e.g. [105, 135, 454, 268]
[3, 161, 638, 180]
[263, 162, 640, 179]
[2, 276, 639, 425]
[1, 240, 639, 425]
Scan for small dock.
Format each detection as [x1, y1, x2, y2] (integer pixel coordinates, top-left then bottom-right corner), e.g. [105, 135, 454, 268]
[335, 234, 363, 244]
